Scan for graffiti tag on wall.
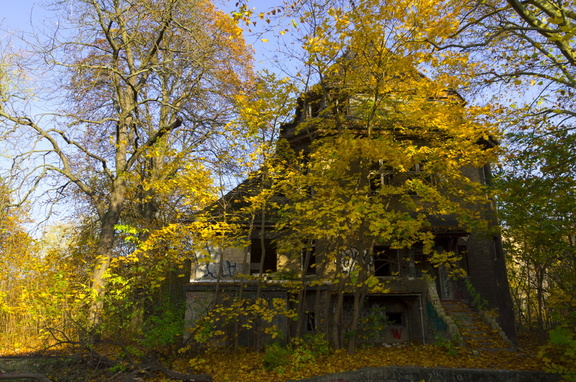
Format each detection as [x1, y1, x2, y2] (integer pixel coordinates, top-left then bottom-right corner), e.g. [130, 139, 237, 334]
[340, 247, 374, 273]
[199, 260, 238, 279]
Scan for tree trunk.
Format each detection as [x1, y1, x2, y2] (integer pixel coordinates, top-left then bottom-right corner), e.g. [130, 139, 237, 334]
[347, 290, 361, 354]
[295, 245, 313, 339]
[332, 290, 344, 350]
[88, 189, 125, 332]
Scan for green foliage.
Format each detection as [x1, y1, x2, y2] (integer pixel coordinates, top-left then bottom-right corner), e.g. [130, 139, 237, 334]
[539, 323, 576, 381]
[142, 302, 185, 349]
[464, 278, 489, 312]
[263, 333, 330, 372]
[497, 125, 576, 331]
[549, 326, 575, 348]
[114, 224, 146, 246]
[434, 333, 460, 357]
[263, 342, 292, 372]
[193, 320, 218, 346]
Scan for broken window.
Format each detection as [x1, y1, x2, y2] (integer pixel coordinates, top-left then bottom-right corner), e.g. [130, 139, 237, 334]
[250, 239, 277, 274]
[373, 246, 398, 276]
[369, 160, 395, 191]
[385, 312, 403, 326]
[301, 240, 316, 275]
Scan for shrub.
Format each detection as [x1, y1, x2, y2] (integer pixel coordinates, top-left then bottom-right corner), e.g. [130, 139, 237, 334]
[263, 333, 330, 372]
[539, 325, 576, 381]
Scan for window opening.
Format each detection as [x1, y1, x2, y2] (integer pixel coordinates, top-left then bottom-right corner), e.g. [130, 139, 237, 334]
[301, 240, 316, 275]
[250, 238, 277, 274]
[374, 246, 397, 276]
[369, 160, 395, 191]
[386, 312, 403, 326]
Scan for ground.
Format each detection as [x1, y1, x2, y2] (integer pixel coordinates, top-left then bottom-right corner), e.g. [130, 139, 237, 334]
[0, 332, 555, 382]
[171, 333, 548, 382]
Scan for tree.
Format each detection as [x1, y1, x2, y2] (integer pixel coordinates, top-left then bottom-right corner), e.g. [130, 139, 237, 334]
[423, 0, 576, 160]
[422, 0, 576, 156]
[427, 0, 576, 333]
[0, 0, 253, 331]
[222, 0, 507, 352]
[178, 72, 297, 351]
[505, 0, 576, 66]
[497, 125, 576, 330]
[425, 0, 576, 94]
[0, 180, 73, 352]
[423, 2, 576, 376]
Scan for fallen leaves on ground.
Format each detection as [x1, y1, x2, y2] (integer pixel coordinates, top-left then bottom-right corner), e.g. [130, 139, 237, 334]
[174, 341, 547, 382]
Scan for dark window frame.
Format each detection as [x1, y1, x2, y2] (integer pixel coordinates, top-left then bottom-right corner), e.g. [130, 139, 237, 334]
[301, 240, 316, 275]
[250, 238, 278, 274]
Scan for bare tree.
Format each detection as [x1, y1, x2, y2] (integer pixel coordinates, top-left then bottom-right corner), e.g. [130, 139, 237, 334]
[424, 0, 576, 120]
[0, 0, 253, 330]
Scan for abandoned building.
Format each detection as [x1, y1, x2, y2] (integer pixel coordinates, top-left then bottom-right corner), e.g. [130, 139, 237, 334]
[184, 63, 516, 349]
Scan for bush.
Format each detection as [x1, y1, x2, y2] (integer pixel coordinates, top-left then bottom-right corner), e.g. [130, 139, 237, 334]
[263, 342, 292, 372]
[539, 325, 576, 381]
[263, 333, 330, 372]
[142, 302, 186, 350]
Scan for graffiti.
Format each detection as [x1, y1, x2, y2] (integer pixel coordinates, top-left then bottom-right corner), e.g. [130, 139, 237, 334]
[193, 246, 240, 280]
[391, 328, 402, 339]
[200, 260, 238, 279]
[340, 247, 374, 273]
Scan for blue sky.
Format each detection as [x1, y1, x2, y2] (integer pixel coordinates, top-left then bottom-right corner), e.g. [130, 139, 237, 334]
[1, 0, 288, 70]
[1, 1, 46, 30]
[0, 0, 282, 35]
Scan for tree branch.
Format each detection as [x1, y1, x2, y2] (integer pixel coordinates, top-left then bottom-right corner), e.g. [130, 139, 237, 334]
[125, 116, 183, 170]
[507, 0, 576, 65]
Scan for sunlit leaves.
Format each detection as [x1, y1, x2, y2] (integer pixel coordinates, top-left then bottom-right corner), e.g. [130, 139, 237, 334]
[0, 183, 91, 352]
[3, 0, 259, 338]
[213, 0, 505, 353]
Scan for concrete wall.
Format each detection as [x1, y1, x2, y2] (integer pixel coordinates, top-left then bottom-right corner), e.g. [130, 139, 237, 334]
[192, 246, 246, 280]
[291, 366, 560, 382]
[186, 278, 433, 346]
